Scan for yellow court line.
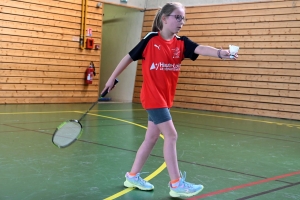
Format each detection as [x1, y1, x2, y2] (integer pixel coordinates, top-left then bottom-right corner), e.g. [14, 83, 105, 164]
[0, 109, 166, 199]
[0, 109, 144, 115]
[80, 112, 147, 129]
[104, 162, 167, 200]
[92, 109, 145, 112]
[84, 112, 166, 199]
[81, 112, 165, 140]
[172, 110, 300, 128]
[1, 108, 299, 128]
[0, 111, 74, 115]
[1, 107, 298, 198]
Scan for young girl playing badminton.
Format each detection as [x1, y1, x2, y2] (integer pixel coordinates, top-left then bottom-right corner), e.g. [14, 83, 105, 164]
[102, 2, 238, 198]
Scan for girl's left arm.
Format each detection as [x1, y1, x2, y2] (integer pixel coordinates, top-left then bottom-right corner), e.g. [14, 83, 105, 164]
[194, 45, 238, 60]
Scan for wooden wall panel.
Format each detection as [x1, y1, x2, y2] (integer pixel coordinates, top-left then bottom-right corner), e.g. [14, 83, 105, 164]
[0, 0, 103, 104]
[133, 0, 300, 120]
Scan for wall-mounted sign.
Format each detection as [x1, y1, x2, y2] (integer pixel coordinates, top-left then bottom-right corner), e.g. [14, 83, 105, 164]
[72, 36, 80, 41]
[87, 28, 92, 37]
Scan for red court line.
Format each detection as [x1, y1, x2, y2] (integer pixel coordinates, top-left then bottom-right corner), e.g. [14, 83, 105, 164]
[188, 170, 300, 200]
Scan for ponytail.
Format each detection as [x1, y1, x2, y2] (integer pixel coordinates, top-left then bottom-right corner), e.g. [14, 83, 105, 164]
[151, 2, 185, 32]
[152, 9, 162, 32]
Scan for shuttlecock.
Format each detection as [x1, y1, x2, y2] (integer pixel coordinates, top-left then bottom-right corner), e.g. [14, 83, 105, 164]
[229, 45, 239, 59]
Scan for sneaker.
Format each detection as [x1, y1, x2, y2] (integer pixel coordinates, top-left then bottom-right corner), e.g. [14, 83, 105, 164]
[169, 171, 204, 197]
[124, 172, 154, 190]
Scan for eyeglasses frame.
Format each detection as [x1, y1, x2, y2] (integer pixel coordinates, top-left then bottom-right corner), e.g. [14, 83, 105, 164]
[167, 15, 187, 22]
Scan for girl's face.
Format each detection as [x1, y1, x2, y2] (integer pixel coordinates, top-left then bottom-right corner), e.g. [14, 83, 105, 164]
[162, 7, 186, 34]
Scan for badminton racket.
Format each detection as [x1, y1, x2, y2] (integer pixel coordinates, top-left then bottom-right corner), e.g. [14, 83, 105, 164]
[52, 79, 119, 148]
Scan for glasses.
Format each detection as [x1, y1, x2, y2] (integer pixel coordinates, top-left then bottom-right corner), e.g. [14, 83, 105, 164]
[167, 15, 187, 22]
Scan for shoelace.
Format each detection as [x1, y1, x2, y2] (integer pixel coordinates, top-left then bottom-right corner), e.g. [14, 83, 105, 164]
[179, 171, 196, 188]
[135, 172, 149, 185]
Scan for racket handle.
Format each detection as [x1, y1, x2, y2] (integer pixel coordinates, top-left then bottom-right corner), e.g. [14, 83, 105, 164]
[101, 79, 119, 97]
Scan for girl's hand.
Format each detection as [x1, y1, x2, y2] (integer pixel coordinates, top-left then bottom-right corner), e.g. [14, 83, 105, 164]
[101, 78, 117, 96]
[219, 48, 238, 60]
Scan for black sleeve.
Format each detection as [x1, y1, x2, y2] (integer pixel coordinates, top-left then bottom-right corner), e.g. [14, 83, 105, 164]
[129, 32, 158, 61]
[182, 36, 199, 61]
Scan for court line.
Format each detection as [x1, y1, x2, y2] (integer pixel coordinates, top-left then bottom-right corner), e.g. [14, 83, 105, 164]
[0, 109, 144, 115]
[188, 170, 300, 200]
[2, 108, 299, 198]
[3, 112, 295, 187]
[171, 110, 300, 128]
[84, 112, 166, 200]
[1, 109, 299, 128]
[237, 181, 300, 200]
[0, 111, 73, 115]
[93, 109, 300, 128]
[103, 162, 167, 200]
[2, 110, 167, 199]
[175, 120, 300, 140]
[78, 112, 149, 130]
[174, 121, 300, 143]
[94, 109, 300, 128]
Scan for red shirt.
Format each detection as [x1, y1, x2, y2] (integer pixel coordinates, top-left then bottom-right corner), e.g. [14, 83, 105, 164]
[129, 32, 199, 109]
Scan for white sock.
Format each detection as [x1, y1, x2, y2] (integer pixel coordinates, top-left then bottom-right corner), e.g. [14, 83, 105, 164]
[171, 179, 181, 188]
[127, 172, 136, 178]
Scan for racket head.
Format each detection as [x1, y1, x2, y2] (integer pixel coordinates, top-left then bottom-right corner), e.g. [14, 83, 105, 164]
[52, 120, 83, 148]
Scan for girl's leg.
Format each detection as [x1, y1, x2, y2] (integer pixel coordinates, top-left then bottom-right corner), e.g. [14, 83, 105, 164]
[156, 120, 180, 180]
[130, 120, 161, 173]
[124, 121, 159, 190]
[157, 120, 204, 198]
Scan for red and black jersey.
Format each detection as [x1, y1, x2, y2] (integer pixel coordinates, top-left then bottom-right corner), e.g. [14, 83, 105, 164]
[129, 32, 199, 109]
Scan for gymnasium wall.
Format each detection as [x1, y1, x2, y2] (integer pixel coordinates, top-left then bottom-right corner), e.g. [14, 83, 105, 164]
[0, 0, 102, 104]
[102, 0, 145, 9]
[133, 0, 300, 120]
[100, 4, 144, 102]
[145, 0, 267, 9]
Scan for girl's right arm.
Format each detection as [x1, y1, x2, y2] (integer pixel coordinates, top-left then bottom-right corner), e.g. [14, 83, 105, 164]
[101, 54, 133, 94]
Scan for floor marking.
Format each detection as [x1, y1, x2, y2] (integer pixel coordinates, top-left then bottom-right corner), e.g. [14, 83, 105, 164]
[0, 109, 144, 115]
[92, 109, 145, 112]
[104, 162, 167, 200]
[0, 111, 73, 115]
[172, 110, 300, 128]
[80, 112, 148, 129]
[85, 112, 166, 199]
[188, 170, 300, 200]
[1, 110, 165, 199]
[2, 106, 299, 199]
[1, 109, 299, 128]
[237, 181, 300, 200]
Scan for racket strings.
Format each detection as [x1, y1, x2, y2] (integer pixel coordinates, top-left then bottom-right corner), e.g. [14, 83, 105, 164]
[53, 121, 82, 147]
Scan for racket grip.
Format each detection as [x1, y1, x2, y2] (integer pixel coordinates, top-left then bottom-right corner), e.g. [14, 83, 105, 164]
[101, 79, 119, 97]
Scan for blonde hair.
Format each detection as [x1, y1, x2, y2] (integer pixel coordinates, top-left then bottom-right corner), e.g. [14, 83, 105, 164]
[152, 2, 185, 32]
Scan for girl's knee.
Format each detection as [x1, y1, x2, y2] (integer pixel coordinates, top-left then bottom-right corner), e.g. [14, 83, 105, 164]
[164, 131, 178, 141]
[145, 134, 160, 145]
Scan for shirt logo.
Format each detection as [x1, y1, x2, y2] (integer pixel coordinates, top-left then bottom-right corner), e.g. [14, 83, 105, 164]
[150, 63, 156, 70]
[150, 62, 181, 71]
[154, 44, 160, 50]
[172, 47, 180, 58]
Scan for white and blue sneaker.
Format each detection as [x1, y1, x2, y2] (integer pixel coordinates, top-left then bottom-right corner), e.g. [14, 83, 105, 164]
[169, 171, 204, 197]
[124, 172, 154, 190]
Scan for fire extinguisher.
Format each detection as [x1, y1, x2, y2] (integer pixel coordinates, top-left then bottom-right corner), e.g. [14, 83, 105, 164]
[85, 61, 96, 84]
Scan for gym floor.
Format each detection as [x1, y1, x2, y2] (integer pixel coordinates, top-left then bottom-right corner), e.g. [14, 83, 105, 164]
[1, 102, 299, 200]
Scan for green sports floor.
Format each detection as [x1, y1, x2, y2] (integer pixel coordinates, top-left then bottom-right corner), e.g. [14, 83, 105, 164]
[1, 102, 299, 200]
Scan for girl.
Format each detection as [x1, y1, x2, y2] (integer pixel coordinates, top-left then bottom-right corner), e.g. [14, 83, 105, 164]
[102, 2, 238, 198]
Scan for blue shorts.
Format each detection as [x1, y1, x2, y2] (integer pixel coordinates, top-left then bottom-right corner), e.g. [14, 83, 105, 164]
[146, 108, 172, 125]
